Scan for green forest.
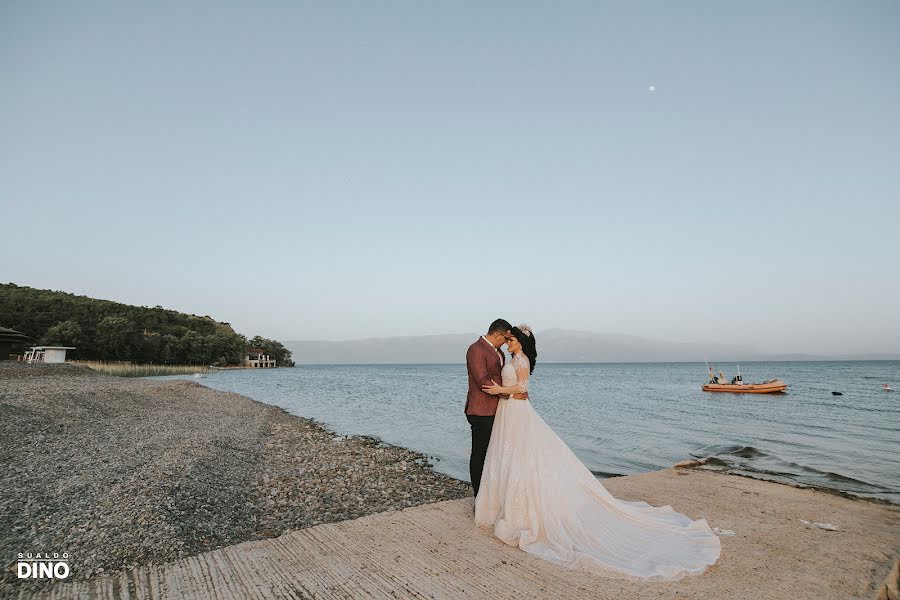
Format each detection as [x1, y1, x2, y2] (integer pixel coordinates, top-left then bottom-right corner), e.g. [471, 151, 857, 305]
[0, 283, 294, 366]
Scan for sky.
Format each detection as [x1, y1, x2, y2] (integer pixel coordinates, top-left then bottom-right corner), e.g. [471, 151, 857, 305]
[1, 1, 899, 355]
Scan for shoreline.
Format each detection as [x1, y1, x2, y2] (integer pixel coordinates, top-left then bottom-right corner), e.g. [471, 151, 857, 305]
[2, 362, 898, 599]
[198, 365, 900, 506]
[286, 358, 900, 365]
[694, 465, 899, 507]
[203, 360, 899, 505]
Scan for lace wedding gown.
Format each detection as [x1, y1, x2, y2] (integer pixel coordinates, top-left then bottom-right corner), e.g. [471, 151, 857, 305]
[474, 353, 721, 580]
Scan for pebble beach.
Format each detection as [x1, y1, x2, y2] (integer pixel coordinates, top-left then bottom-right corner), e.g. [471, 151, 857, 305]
[0, 363, 469, 597]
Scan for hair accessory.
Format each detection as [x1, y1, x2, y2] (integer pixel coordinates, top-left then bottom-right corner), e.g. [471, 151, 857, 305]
[517, 323, 533, 337]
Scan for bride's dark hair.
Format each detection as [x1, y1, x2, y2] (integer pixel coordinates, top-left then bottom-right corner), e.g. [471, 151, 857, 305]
[509, 326, 537, 374]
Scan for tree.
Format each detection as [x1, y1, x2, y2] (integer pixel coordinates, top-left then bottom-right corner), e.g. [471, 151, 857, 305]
[179, 330, 210, 364]
[207, 331, 246, 365]
[41, 320, 84, 351]
[96, 316, 139, 360]
[158, 334, 181, 363]
[247, 335, 295, 367]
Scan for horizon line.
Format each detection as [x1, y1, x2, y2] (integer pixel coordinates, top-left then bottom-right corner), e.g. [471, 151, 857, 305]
[286, 358, 900, 366]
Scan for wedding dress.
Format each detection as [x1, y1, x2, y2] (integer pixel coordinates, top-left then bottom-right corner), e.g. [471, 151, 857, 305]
[474, 353, 721, 580]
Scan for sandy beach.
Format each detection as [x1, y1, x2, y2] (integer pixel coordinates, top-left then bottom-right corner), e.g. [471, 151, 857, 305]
[2, 362, 898, 599]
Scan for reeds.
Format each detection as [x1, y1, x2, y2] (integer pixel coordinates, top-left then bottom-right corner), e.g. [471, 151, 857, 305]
[71, 360, 211, 377]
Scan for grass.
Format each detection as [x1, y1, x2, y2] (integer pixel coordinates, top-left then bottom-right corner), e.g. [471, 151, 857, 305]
[71, 360, 211, 377]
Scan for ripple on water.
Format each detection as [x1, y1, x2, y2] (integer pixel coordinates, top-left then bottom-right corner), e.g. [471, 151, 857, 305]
[151, 360, 900, 503]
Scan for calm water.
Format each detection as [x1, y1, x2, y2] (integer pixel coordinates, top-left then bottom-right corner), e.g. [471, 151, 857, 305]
[154, 361, 900, 503]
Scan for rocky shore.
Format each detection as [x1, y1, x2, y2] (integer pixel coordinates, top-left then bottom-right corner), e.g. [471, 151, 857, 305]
[0, 362, 469, 597]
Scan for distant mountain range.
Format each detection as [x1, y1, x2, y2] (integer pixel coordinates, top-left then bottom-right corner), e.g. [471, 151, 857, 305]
[284, 329, 900, 364]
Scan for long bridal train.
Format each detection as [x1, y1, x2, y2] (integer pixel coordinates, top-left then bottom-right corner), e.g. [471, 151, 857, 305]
[475, 355, 721, 581]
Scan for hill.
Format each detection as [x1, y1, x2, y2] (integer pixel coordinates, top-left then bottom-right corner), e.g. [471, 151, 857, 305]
[0, 283, 293, 366]
[285, 329, 900, 364]
[284, 329, 765, 364]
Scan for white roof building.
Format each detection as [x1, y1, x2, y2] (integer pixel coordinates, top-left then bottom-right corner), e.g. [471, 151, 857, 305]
[26, 346, 76, 364]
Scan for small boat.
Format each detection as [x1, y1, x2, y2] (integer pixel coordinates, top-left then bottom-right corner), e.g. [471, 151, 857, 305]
[702, 379, 788, 394]
[885, 384, 894, 392]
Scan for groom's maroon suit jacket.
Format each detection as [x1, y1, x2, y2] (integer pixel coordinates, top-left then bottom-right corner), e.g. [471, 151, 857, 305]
[465, 337, 505, 416]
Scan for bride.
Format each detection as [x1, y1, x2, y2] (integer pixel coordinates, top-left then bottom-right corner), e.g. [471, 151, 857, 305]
[475, 325, 721, 581]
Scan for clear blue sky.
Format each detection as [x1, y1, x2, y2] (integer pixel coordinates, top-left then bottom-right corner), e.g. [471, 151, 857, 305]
[2, 2, 898, 354]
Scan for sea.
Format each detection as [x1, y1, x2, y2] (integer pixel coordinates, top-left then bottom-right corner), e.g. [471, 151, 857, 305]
[152, 361, 900, 503]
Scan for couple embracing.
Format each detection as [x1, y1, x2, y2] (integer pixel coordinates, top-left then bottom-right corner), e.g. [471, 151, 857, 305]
[465, 319, 721, 581]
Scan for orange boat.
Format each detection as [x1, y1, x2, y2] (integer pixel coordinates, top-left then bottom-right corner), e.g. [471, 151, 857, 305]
[702, 379, 787, 394]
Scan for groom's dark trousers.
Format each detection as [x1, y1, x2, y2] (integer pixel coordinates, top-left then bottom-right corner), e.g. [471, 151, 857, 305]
[467, 415, 494, 497]
[465, 337, 505, 496]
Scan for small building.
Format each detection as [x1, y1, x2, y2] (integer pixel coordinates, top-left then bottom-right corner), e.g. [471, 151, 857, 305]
[0, 326, 32, 360]
[243, 347, 276, 368]
[24, 346, 76, 364]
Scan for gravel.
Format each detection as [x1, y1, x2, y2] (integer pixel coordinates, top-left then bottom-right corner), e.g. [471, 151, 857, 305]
[0, 362, 470, 597]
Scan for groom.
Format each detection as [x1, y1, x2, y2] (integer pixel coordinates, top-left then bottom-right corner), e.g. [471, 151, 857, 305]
[465, 318, 512, 497]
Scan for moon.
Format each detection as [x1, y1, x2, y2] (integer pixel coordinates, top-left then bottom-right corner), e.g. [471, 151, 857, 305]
[648, 85, 656, 92]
